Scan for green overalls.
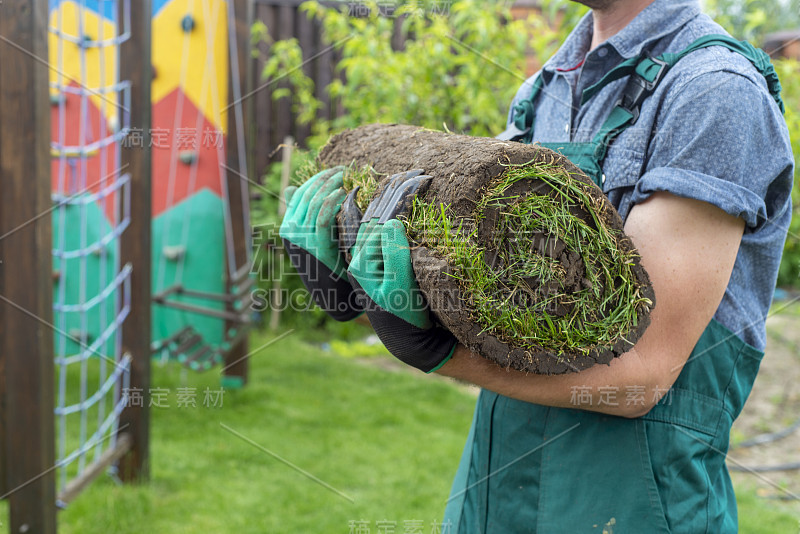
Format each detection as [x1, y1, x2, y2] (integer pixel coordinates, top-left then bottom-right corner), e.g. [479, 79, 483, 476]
[444, 35, 784, 533]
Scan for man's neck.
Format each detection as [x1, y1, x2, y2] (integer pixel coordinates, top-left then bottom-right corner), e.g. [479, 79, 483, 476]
[590, 0, 656, 49]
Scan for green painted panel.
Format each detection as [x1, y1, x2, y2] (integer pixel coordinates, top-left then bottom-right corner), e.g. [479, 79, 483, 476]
[52, 199, 119, 358]
[52, 189, 230, 365]
[152, 189, 226, 351]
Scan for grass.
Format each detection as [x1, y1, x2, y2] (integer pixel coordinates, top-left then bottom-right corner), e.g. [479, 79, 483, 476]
[0, 326, 796, 532]
[341, 163, 379, 212]
[294, 158, 380, 214]
[292, 156, 323, 187]
[732, 477, 800, 533]
[0, 326, 475, 533]
[404, 160, 653, 359]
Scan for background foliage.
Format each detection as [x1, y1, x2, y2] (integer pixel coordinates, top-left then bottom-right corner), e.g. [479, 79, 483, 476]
[254, 0, 800, 289]
[772, 58, 800, 285]
[703, 0, 800, 42]
[253, 0, 586, 144]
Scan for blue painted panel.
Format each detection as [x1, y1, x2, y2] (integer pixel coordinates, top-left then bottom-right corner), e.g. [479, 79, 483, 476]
[48, 0, 175, 20]
[49, 0, 116, 20]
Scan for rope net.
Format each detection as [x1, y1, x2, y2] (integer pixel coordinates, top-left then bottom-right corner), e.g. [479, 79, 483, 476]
[49, 0, 132, 498]
[45, 0, 253, 505]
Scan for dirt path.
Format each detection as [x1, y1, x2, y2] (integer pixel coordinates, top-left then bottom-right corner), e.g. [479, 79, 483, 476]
[728, 306, 800, 504]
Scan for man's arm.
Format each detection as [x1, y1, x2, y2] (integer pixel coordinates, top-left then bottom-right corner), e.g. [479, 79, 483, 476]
[435, 191, 745, 418]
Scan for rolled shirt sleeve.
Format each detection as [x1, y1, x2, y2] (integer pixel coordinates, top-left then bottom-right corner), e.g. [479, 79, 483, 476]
[631, 67, 793, 231]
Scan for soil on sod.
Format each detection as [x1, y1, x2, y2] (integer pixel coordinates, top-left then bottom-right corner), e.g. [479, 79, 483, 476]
[320, 123, 655, 374]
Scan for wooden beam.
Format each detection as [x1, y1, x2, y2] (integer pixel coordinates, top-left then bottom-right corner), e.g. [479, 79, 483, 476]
[0, 0, 57, 531]
[269, 136, 293, 331]
[314, 14, 334, 123]
[295, 9, 313, 144]
[117, 0, 152, 483]
[274, 4, 294, 143]
[222, 0, 254, 388]
[57, 433, 132, 505]
[253, 2, 275, 176]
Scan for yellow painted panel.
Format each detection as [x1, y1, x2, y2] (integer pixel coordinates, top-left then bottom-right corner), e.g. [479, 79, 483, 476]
[152, 0, 229, 132]
[48, 1, 119, 126]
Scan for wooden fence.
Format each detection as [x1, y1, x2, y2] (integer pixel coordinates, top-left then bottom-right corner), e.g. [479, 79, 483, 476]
[252, 0, 334, 177]
[250, 0, 543, 178]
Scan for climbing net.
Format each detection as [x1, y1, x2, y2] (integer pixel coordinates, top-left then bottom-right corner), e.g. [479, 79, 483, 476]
[49, 0, 132, 501]
[45, 0, 253, 506]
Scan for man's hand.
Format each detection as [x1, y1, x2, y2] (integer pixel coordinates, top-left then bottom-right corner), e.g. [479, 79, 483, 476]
[279, 167, 363, 321]
[346, 171, 458, 373]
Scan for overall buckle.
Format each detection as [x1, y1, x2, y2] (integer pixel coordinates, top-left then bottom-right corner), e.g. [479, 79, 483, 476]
[614, 54, 669, 124]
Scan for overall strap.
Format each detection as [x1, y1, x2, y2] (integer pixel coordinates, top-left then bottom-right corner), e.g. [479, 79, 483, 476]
[589, 34, 784, 168]
[499, 34, 783, 153]
[496, 75, 544, 142]
[660, 35, 784, 112]
[581, 34, 783, 111]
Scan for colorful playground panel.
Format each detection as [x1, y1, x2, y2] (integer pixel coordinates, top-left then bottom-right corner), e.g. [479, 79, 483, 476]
[50, 0, 236, 360]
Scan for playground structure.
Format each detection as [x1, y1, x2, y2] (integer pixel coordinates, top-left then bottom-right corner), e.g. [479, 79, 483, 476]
[0, 0, 253, 531]
[148, 0, 254, 378]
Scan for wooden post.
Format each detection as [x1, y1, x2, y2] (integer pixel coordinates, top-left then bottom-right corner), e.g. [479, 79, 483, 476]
[253, 2, 275, 178]
[296, 11, 313, 145]
[275, 4, 294, 143]
[117, 0, 152, 483]
[0, 0, 57, 531]
[222, 0, 254, 388]
[269, 136, 293, 331]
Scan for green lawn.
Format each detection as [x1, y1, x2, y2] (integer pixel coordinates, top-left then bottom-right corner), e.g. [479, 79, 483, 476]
[1, 326, 798, 533]
[59, 327, 476, 533]
[735, 478, 800, 533]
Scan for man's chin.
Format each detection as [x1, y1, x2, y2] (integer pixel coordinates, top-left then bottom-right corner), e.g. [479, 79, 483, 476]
[570, 0, 618, 9]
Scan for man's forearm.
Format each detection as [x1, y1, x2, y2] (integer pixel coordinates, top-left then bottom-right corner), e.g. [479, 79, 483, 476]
[436, 343, 659, 418]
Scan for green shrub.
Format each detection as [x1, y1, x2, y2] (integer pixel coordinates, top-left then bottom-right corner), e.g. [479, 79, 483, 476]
[253, 0, 583, 147]
[772, 58, 800, 287]
[703, 0, 800, 43]
[254, 0, 800, 292]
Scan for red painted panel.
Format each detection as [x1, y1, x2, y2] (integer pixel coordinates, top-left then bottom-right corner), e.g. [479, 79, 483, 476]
[50, 84, 120, 224]
[151, 87, 226, 217]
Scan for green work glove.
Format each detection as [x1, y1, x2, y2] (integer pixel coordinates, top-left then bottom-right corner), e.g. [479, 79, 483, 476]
[280, 167, 347, 277]
[279, 166, 363, 321]
[349, 218, 431, 329]
[345, 171, 457, 373]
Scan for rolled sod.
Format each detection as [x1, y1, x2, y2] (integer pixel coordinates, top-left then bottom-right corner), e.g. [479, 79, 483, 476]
[319, 124, 655, 374]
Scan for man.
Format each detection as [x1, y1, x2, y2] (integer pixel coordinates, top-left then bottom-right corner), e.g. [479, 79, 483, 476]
[435, 1, 792, 531]
[281, 0, 793, 531]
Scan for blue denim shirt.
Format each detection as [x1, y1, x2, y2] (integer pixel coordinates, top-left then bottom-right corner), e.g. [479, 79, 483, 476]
[506, 0, 794, 351]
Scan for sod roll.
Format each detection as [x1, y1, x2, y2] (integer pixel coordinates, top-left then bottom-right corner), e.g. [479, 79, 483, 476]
[320, 124, 655, 374]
